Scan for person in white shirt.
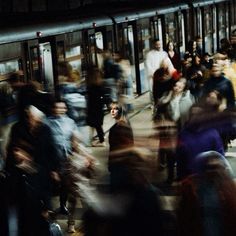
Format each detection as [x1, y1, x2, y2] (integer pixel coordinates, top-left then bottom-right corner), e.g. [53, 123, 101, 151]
[145, 39, 174, 102]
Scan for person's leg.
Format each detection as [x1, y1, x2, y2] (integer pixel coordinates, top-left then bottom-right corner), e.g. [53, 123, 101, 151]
[67, 195, 77, 233]
[95, 125, 104, 143]
[166, 149, 176, 184]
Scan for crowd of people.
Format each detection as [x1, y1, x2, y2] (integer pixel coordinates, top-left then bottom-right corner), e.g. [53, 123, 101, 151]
[0, 35, 236, 235]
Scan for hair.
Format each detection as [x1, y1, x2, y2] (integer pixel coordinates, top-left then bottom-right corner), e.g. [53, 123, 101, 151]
[153, 38, 160, 43]
[176, 77, 189, 91]
[110, 101, 128, 122]
[166, 41, 176, 51]
[0, 81, 13, 95]
[86, 66, 103, 86]
[57, 61, 72, 77]
[187, 40, 197, 53]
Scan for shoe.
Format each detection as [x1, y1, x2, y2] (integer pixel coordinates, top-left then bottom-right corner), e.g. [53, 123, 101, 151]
[67, 224, 76, 233]
[92, 140, 106, 147]
[54, 206, 69, 215]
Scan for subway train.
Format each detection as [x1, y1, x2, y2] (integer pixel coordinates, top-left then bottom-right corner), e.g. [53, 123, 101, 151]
[0, 0, 235, 96]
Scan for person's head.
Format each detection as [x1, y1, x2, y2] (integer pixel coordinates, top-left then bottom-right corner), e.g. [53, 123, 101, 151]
[192, 54, 201, 65]
[193, 151, 233, 177]
[87, 66, 103, 86]
[187, 40, 197, 52]
[210, 63, 222, 77]
[203, 52, 211, 62]
[153, 38, 162, 51]
[0, 81, 13, 95]
[167, 41, 175, 51]
[52, 100, 67, 116]
[113, 51, 121, 63]
[195, 36, 202, 48]
[57, 61, 72, 77]
[173, 77, 187, 94]
[220, 38, 231, 50]
[205, 90, 223, 106]
[110, 102, 127, 121]
[24, 105, 44, 130]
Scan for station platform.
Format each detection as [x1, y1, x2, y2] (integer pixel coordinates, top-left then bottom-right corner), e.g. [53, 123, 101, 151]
[52, 92, 158, 235]
[52, 92, 236, 235]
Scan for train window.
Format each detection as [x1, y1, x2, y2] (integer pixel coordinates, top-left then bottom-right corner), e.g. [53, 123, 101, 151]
[204, 6, 213, 54]
[137, 19, 150, 60]
[151, 19, 162, 42]
[57, 41, 65, 62]
[127, 25, 135, 65]
[65, 46, 82, 75]
[232, 0, 236, 25]
[32, 0, 47, 11]
[29, 46, 41, 82]
[141, 27, 151, 59]
[117, 25, 135, 65]
[0, 59, 19, 81]
[196, 8, 203, 38]
[218, 3, 227, 40]
[165, 13, 177, 44]
[106, 30, 113, 51]
[39, 42, 54, 92]
[95, 32, 104, 50]
[13, 0, 28, 12]
[178, 11, 186, 55]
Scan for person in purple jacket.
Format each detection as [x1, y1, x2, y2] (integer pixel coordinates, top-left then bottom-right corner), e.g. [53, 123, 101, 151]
[176, 106, 225, 180]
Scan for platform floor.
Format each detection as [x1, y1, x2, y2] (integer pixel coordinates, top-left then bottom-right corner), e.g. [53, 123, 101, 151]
[51, 92, 236, 235]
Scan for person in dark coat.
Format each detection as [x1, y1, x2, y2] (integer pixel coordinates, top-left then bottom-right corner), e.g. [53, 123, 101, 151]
[108, 102, 134, 191]
[176, 106, 225, 180]
[86, 67, 106, 147]
[166, 41, 181, 72]
[81, 147, 165, 236]
[5, 105, 60, 236]
[202, 63, 235, 109]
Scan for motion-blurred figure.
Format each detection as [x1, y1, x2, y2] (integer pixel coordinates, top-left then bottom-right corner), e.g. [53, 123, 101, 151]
[81, 147, 165, 236]
[86, 67, 106, 147]
[177, 151, 236, 236]
[4, 105, 60, 236]
[44, 99, 80, 220]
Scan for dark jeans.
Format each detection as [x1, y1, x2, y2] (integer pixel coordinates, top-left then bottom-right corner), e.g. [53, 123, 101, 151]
[94, 125, 104, 143]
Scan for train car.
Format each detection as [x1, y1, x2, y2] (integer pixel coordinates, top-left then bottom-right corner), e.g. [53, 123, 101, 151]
[0, 0, 235, 94]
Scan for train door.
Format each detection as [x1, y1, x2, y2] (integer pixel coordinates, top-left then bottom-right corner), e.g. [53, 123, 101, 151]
[212, 5, 217, 53]
[26, 39, 41, 83]
[195, 7, 203, 52]
[165, 11, 186, 56]
[26, 36, 64, 92]
[217, 2, 228, 47]
[136, 18, 152, 94]
[150, 17, 163, 45]
[117, 22, 141, 94]
[38, 41, 54, 92]
[203, 6, 214, 54]
[82, 25, 114, 80]
[178, 10, 186, 56]
[64, 31, 83, 79]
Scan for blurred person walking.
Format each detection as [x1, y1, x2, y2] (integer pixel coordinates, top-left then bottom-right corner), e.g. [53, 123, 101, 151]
[44, 99, 80, 217]
[86, 67, 106, 147]
[5, 105, 60, 236]
[202, 63, 235, 109]
[145, 39, 174, 104]
[177, 151, 236, 236]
